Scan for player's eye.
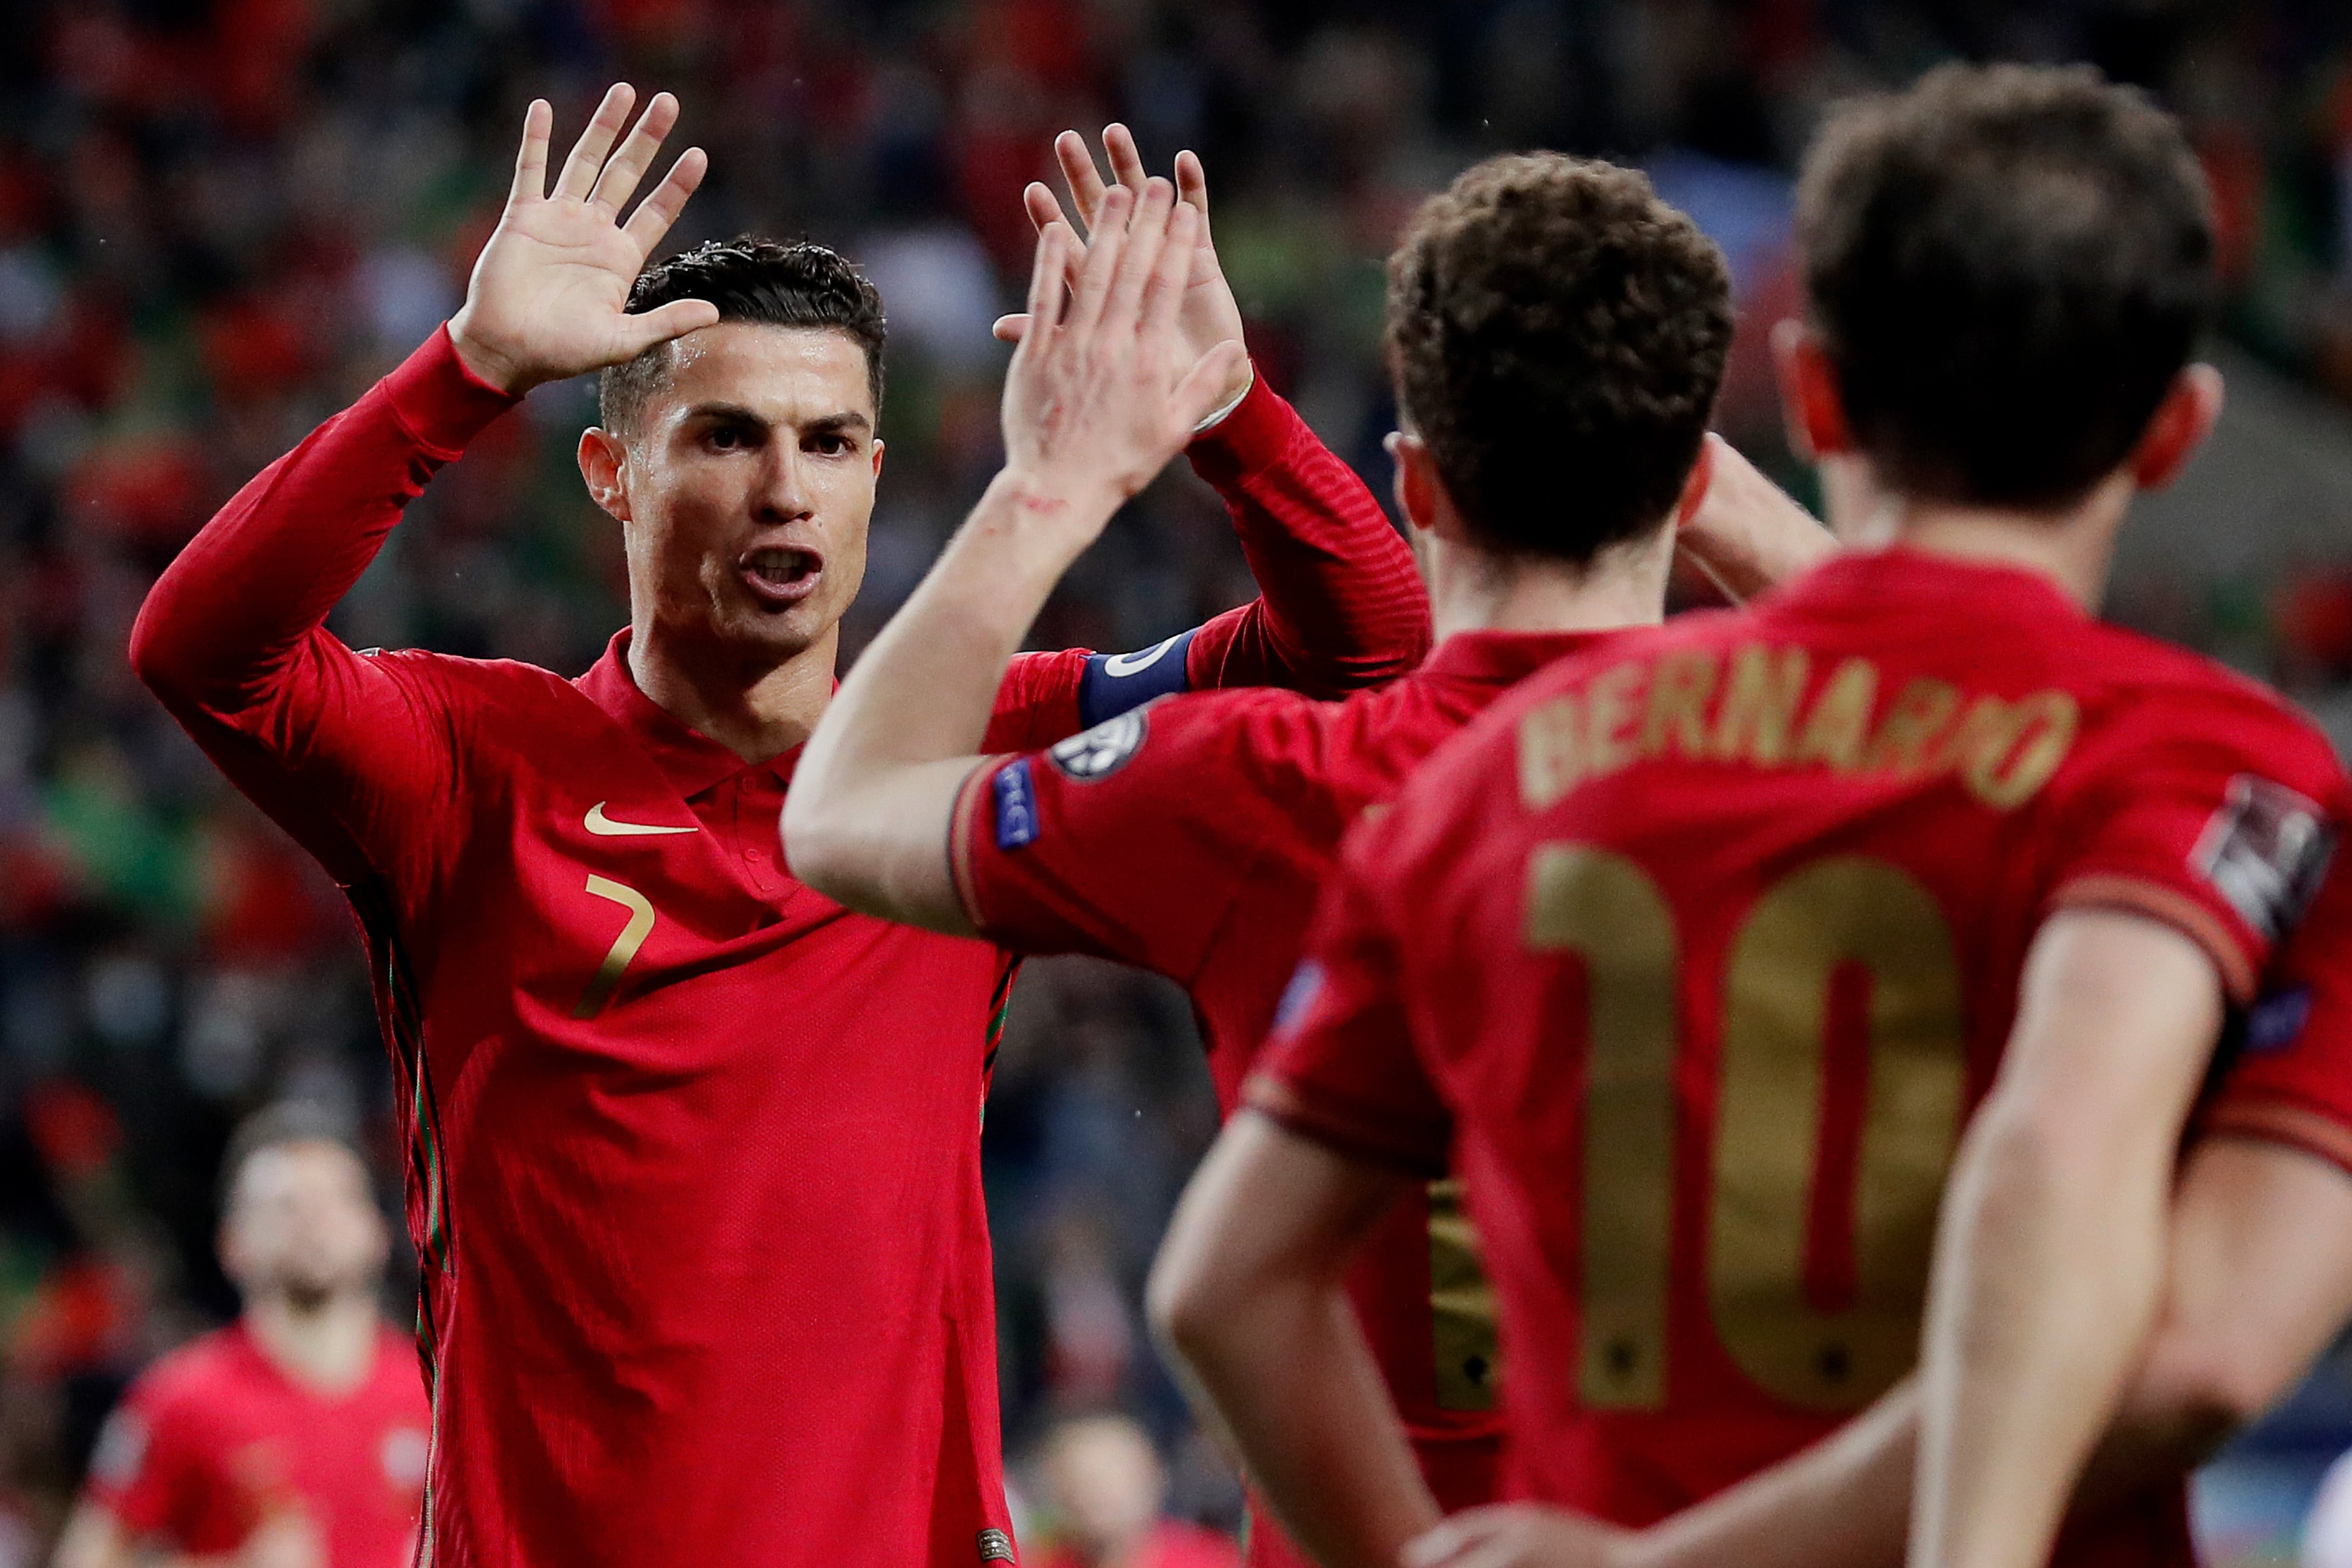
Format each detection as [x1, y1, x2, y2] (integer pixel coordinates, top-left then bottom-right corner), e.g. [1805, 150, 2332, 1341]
[807, 432, 852, 456]
[704, 424, 757, 452]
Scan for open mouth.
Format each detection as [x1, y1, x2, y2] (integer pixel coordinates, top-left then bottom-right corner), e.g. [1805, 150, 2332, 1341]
[738, 546, 823, 607]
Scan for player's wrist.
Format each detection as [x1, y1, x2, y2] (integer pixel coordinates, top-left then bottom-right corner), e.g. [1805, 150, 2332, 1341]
[445, 309, 534, 397]
[989, 467, 1127, 539]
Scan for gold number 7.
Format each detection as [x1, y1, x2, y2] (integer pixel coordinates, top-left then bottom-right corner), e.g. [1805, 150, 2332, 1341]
[575, 875, 656, 1019]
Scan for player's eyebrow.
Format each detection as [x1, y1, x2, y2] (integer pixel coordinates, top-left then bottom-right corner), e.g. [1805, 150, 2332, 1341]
[799, 410, 874, 437]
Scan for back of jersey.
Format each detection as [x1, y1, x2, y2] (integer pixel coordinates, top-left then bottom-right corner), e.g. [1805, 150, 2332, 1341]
[1298, 548, 2343, 1541]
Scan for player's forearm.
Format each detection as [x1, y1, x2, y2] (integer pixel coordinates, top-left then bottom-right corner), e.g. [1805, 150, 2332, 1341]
[1674, 436, 1835, 602]
[1153, 1269, 1439, 1567]
[130, 326, 514, 719]
[1184, 378, 1430, 695]
[787, 470, 1110, 924]
[1909, 1093, 2175, 1568]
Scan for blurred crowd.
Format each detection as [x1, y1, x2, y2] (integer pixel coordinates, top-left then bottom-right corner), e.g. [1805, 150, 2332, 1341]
[5, 0, 2352, 1561]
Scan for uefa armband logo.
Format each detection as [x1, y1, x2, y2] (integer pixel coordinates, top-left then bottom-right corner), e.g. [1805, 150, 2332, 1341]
[977, 1528, 1016, 1562]
[2194, 775, 2336, 942]
[1047, 709, 1148, 782]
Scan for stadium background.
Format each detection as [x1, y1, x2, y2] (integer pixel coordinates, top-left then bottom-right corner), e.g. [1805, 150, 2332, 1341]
[2, 0, 2352, 1560]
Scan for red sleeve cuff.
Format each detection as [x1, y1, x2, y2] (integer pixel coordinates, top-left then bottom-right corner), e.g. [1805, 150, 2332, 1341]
[1243, 1071, 1451, 1179]
[2048, 873, 2260, 1003]
[381, 326, 524, 459]
[1184, 367, 1296, 482]
[2199, 1097, 2352, 1181]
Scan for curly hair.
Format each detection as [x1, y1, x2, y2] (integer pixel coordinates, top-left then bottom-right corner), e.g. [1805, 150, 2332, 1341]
[598, 237, 888, 432]
[1797, 63, 2215, 509]
[1385, 154, 1732, 564]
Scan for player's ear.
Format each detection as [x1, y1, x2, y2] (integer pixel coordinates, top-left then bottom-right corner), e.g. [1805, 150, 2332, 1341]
[2128, 363, 2223, 493]
[578, 427, 632, 523]
[870, 438, 885, 481]
[1386, 429, 1442, 539]
[1771, 320, 1854, 464]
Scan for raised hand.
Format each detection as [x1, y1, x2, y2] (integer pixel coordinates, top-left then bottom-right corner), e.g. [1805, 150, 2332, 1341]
[999, 179, 1248, 532]
[448, 85, 718, 395]
[995, 126, 1254, 418]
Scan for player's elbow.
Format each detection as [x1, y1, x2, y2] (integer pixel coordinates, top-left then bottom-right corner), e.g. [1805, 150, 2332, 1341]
[2122, 1325, 2280, 1464]
[126, 589, 184, 699]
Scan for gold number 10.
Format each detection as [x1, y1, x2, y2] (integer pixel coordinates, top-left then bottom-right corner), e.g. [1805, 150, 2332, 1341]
[1526, 846, 1966, 1414]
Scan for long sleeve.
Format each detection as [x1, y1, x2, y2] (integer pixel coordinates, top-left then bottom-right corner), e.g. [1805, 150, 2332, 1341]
[1181, 375, 1431, 697]
[129, 326, 518, 886]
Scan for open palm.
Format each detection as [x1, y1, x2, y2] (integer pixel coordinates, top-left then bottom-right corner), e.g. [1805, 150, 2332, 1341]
[995, 126, 1255, 416]
[448, 85, 718, 395]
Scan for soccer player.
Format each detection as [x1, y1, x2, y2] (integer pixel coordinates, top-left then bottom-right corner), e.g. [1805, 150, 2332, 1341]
[1369, 861, 2352, 1568]
[129, 87, 1429, 1564]
[53, 1104, 429, 1568]
[787, 141, 1830, 1565]
[1149, 62, 2351, 1568]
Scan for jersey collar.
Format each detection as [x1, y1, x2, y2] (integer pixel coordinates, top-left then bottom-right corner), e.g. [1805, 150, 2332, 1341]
[1418, 627, 1628, 687]
[574, 629, 793, 797]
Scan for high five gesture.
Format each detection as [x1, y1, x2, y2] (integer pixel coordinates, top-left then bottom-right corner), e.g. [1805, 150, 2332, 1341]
[449, 85, 717, 395]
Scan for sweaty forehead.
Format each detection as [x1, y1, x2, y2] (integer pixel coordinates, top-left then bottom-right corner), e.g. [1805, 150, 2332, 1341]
[644, 322, 876, 429]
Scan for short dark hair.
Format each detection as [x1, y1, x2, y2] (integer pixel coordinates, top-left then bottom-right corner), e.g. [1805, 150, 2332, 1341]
[218, 1101, 368, 1215]
[1796, 62, 2215, 510]
[1385, 154, 1732, 564]
[598, 238, 888, 432]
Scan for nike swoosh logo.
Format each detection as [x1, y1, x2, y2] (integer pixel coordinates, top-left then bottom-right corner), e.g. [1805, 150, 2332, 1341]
[584, 802, 699, 838]
[1102, 635, 1183, 677]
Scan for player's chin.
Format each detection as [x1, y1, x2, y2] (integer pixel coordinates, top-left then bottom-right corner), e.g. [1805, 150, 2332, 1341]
[720, 589, 846, 659]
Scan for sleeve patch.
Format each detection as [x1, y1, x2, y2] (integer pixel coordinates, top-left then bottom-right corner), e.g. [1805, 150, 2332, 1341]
[1078, 628, 1197, 727]
[2245, 984, 2314, 1053]
[2194, 776, 2336, 941]
[991, 759, 1040, 850]
[1271, 960, 1327, 1035]
[1046, 709, 1149, 783]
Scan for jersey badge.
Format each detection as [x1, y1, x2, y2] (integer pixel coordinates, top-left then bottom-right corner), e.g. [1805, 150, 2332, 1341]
[978, 1528, 1017, 1562]
[2194, 776, 2336, 941]
[1047, 710, 1148, 783]
[993, 760, 1040, 850]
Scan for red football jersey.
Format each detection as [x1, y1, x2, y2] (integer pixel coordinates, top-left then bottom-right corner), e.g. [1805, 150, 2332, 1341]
[2198, 817, 2352, 1170]
[131, 328, 1427, 1567]
[1253, 548, 2346, 1568]
[82, 1322, 428, 1566]
[949, 632, 1615, 1558]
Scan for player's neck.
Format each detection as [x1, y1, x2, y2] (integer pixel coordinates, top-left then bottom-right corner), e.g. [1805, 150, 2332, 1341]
[243, 1288, 380, 1397]
[628, 620, 839, 763]
[1826, 461, 2131, 612]
[1429, 528, 1674, 642]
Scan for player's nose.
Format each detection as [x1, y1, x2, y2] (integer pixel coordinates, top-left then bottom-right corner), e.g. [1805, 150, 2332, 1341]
[751, 447, 817, 524]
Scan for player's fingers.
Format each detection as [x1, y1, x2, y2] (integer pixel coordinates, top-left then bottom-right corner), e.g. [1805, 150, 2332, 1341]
[509, 99, 553, 203]
[1402, 1510, 1513, 1568]
[1174, 148, 1211, 220]
[622, 298, 721, 358]
[1054, 130, 1110, 236]
[1065, 185, 1131, 336]
[621, 147, 709, 253]
[1143, 202, 1199, 341]
[1103, 122, 1150, 195]
[589, 90, 680, 213]
[1022, 223, 1071, 350]
[992, 313, 1031, 344]
[555, 83, 636, 202]
[1172, 340, 1247, 429]
[1105, 178, 1176, 327]
[1024, 181, 1068, 237]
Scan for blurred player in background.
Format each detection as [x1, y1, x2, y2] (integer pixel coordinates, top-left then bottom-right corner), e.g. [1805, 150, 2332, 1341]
[1028, 1413, 1240, 1568]
[789, 136, 1826, 1565]
[130, 86, 1425, 1565]
[1152, 62, 2351, 1568]
[51, 1104, 427, 1568]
